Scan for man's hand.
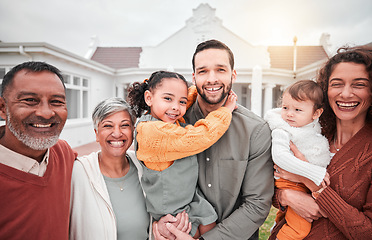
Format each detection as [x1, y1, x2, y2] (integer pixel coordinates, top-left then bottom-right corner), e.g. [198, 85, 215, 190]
[279, 189, 322, 222]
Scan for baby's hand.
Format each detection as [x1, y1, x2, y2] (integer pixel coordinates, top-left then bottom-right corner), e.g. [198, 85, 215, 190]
[320, 172, 330, 188]
[224, 90, 238, 112]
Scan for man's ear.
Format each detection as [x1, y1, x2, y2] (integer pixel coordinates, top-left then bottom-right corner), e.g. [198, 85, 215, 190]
[192, 73, 196, 85]
[231, 69, 237, 84]
[144, 90, 153, 107]
[0, 97, 7, 120]
[313, 108, 324, 120]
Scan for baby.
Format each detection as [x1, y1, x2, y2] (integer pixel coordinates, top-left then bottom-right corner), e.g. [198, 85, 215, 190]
[264, 80, 331, 240]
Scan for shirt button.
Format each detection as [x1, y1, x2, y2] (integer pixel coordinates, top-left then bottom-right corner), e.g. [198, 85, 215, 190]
[206, 157, 210, 161]
[208, 184, 212, 188]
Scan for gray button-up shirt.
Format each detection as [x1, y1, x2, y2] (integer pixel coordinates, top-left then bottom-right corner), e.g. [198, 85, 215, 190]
[184, 102, 274, 240]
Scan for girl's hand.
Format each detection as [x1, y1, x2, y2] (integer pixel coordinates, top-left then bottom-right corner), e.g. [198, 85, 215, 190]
[224, 90, 238, 112]
[154, 222, 194, 240]
[174, 211, 191, 233]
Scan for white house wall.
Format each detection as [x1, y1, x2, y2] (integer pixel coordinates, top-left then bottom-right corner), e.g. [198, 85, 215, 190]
[0, 4, 326, 148]
[0, 47, 117, 148]
[139, 4, 270, 70]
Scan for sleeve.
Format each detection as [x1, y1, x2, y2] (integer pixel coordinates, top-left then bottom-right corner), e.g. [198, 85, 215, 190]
[69, 161, 89, 240]
[271, 128, 327, 186]
[271, 187, 285, 211]
[204, 122, 275, 240]
[316, 184, 372, 239]
[136, 107, 232, 162]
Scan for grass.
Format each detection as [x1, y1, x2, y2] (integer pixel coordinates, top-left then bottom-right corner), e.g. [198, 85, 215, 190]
[259, 206, 277, 240]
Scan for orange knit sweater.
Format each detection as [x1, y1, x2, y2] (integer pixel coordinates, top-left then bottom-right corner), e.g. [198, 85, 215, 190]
[136, 107, 232, 171]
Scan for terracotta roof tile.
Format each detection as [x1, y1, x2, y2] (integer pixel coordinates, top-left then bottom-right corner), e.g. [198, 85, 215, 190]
[91, 47, 142, 69]
[268, 46, 328, 70]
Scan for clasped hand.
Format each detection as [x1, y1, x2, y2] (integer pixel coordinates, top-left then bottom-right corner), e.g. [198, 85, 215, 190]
[153, 211, 194, 240]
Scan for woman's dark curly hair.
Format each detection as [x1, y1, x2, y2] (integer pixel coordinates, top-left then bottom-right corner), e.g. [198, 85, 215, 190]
[126, 70, 188, 117]
[317, 45, 372, 138]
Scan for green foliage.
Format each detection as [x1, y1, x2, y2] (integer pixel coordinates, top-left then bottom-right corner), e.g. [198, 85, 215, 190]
[259, 206, 277, 240]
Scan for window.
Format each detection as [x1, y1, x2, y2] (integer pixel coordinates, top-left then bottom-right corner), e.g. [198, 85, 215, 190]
[0, 67, 11, 121]
[241, 85, 251, 108]
[0, 69, 89, 122]
[273, 85, 284, 108]
[62, 73, 89, 120]
[0, 67, 11, 94]
[0, 68, 5, 80]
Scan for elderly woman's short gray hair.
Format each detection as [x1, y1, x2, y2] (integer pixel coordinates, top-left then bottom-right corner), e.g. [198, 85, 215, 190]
[92, 97, 136, 130]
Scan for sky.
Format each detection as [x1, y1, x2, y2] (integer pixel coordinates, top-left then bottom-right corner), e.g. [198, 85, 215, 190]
[1, 0, 371, 57]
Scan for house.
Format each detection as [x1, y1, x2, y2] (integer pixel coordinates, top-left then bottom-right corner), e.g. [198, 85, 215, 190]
[0, 3, 331, 148]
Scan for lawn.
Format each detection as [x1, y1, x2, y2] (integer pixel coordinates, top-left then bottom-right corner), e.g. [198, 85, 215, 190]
[259, 206, 277, 240]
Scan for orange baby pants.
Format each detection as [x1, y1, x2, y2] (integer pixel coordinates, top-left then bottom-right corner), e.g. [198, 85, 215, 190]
[275, 178, 312, 240]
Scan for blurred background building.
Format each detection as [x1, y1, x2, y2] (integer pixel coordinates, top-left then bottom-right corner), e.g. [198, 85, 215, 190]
[0, 4, 356, 148]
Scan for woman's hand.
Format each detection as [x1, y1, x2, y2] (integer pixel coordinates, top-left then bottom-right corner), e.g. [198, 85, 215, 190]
[274, 165, 324, 192]
[274, 165, 304, 183]
[154, 214, 177, 240]
[279, 189, 322, 222]
[154, 222, 194, 240]
[154, 211, 191, 240]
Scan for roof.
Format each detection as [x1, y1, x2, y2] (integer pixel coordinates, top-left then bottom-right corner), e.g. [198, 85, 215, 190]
[0, 42, 115, 74]
[268, 46, 328, 71]
[91, 47, 142, 69]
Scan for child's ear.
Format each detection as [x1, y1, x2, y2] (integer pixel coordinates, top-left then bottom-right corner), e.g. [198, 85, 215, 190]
[144, 90, 153, 107]
[313, 108, 324, 120]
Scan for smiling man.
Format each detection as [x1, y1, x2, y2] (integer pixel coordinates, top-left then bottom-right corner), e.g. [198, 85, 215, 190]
[0, 61, 77, 239]
[154, 40, 274, 240]
[186, 40, 274, 240]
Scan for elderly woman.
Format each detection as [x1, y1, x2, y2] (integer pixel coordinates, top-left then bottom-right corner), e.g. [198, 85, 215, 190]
[69, 97, 150, 239]
[269, 46, 372, 239]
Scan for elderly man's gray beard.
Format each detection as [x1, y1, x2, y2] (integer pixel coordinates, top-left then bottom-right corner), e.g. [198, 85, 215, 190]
[6, 113, 59, 151]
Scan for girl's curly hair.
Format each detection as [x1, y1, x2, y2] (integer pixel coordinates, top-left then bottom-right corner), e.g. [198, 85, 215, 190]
[127, 70, 188, 117]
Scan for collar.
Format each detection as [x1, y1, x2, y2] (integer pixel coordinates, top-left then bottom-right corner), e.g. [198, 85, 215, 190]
[0, 141, 50, 176]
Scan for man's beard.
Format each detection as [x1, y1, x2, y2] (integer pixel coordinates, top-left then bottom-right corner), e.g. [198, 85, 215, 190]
[196, 78, 233, 105]
[7, 112, 60, 151]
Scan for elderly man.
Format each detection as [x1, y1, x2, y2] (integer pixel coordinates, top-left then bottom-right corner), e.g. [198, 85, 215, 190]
[0, 61, 77, 239]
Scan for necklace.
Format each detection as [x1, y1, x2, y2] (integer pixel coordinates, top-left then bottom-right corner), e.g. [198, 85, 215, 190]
[98, 154, 126, 191]
[333, 136, 340, 152]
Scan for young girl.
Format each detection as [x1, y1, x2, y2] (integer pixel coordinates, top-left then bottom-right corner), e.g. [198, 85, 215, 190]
[264, 80, 331, 240]
[127, 70, 237, 238]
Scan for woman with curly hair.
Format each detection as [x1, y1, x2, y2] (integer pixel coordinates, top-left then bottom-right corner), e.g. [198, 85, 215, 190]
[269, 46, 372, 240]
